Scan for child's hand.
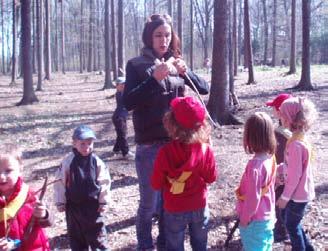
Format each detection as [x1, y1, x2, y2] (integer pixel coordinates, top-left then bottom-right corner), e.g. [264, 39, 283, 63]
[98, 204, 108, 213]
[33, 199, 47, 219]
[277, 198, 288, 209]
[0, 238, 10, 251]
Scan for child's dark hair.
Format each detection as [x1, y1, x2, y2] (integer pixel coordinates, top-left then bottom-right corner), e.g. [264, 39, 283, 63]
[243, 112, 276, 154]
[163, 111, 210, 144]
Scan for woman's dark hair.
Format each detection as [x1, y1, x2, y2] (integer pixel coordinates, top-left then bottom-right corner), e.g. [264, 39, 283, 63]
[142, 14, 181, 56]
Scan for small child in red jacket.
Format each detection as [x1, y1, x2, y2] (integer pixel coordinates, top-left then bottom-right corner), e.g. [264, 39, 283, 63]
[151, 96, 217, 251]
[0, 144, 51, 251]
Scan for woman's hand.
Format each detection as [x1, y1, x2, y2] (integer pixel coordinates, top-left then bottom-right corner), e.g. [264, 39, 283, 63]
[153, 59, 170, 81]
[173, 58, 187, 76]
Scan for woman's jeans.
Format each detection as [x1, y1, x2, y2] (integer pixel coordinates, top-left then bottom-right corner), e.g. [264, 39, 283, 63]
[135, 143, 166, 250]
[164, 207, 210, 251]
[281, 201, 314, 251]
[239, 220, 274, 251]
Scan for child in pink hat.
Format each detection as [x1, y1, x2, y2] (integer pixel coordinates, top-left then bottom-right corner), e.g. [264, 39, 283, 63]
[277, 97, 317, 251]
[151, 96, 217, 251]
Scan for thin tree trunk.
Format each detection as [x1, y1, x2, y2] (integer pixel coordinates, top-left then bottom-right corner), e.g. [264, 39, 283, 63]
[104, 0, 114, 89]
[111, 0, 117, 80]
[36, 0, 43, 91]
[1, 0, 5, 74]
[238, 0, 242, 66]
[87, 0, 93, 72]
[168, 0, 173, 18]
[233, 0, 238, 75]
[177, 0, 182, 52]
[45, 0, 51, 80]
[288, 0, 296, 74]
[295, 0, 313, 90]
[262, 0, 268, 65]
[117, 0, 124, 77]
[18, 0, 38, 105]
[272, 0, 277, 66]
[54, 0, 59, 72]
[79, 0, 84, 73]
[32, 0, 36, 73]
[11, 0, 17, 84]
[60, 0, 65, 74]
[244, 0, 255, 84]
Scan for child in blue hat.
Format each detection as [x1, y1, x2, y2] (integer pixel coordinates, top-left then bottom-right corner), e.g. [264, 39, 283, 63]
[54, 125, 111, 250]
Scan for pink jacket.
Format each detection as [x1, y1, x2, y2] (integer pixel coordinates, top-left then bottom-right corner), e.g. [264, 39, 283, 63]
[236, 154, 276, 224]
[281, 139, 315, 202]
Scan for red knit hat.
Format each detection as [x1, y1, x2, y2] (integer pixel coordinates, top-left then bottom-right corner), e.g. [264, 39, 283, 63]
[266, 93, 292, 111]
[170, 96, 205, 129]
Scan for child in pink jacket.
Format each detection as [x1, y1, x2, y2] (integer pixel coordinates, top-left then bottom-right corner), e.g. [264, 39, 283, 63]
[236, 112, 277, 250]
[277, 97, 317, 251]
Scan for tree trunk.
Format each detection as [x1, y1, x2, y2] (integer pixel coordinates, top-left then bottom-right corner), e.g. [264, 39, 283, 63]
[18, 0, 38, 105]
[32, 0, 36, 73]
[233, 0, 238, 76]
[111, 0, 117, 80]
[271, 0, 277, 66]
[104, 0, 114, 89]
[288, 0, 296, 74]
[80, 0, 84, 73]
[87, 0, 93, 72]
[294, 0, 313, 90]
[44, 0, 51, 80]
[262, 0, 268, 65]
[189, 0, 193, 70]
[177, 0, 182, 52]
[54, 0, 59, 72]
[244, 0, 255, 84]
[36, 0, 43, 91]
[60, 0, 65, 74]
[11, 0, 17, 84]
[168, 0, 173, 18]
[208, 0, 239, 125]
[1, 0, 5, 74]
[238, 0, 242, 66]
[117, 0, 124, 77]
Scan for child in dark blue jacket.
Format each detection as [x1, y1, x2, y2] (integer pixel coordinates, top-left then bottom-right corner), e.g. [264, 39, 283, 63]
[112, 77, 134, 159]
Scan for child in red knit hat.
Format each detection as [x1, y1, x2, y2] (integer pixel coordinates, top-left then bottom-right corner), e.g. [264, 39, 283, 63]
[151, 96, 217, 251]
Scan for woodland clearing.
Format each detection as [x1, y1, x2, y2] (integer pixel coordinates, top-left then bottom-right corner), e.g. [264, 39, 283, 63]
[0, 65, 327, 250]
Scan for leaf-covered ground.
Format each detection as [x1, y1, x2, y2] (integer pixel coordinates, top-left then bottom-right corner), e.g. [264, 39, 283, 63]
[0, 66, 327, 250]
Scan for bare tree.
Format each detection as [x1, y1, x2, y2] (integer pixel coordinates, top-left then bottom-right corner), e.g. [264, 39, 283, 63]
[262, 0, 268, 65]
[233, 0, 238, 75]
[294, 0, 314, 90]
[287, 0, 296, 74]
[44, 0, 51, 80]
[168, 0, 173, 17]
[18, 0, 38, 105]
[117, 0, 124, 76]
[80, 0, 84, 73]
[1, 0, 5, 74]
[60, 0, 65, 74]
[189, 0, 194, 70]
[177, 0, 182, 51]
[271, 0, 277, 66]
[208, 0, 239, 125]
[111, 0, 117, 79]
[54, 0, 59, 72]
[11, 0, 18, 84]
[104, 0, 114, 89]
[244, 0, 255, 84]
[87, 1, 94, 72]
[36, 0, 43, 91]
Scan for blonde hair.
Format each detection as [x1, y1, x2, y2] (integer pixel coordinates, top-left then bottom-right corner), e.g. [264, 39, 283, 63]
[280, 97, 317, 132]
[243, 112, 276, 154]
[163, 111, 211, 144]
[0, 144, 23, 167]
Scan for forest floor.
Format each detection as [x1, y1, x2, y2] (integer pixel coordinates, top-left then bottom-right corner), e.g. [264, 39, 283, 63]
[0, 65, 327, 251]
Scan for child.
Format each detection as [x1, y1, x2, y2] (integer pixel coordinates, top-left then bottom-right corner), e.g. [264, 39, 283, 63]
[266, 93, 292, 242]
[112, 77, 134, 159]
[0, 144, 51, 251]
[236, 112, 277, 250]
[276, 97, 317, 251]
[151, 96, 217, 251]
[54, 125, 111, 251]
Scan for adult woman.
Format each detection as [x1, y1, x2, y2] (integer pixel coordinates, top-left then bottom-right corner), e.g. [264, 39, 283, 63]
[123, 14, 209, 251]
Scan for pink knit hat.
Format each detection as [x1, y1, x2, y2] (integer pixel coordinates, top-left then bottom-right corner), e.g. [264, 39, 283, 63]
[279, 97, 302, 124]
[266, 93, 292, 111]
[170, 96, 205, 129]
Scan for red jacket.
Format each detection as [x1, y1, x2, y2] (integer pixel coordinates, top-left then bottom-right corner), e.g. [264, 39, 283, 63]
[0, 178, 51, 251]
[151, 140, 217, 212]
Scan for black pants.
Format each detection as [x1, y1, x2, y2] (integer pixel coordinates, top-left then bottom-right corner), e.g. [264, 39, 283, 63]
[112, 116, 129, 155]
[66, 203, 109, 251]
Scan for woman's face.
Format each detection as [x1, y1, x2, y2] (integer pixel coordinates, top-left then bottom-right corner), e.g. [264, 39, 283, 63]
[152, 24, 172, 58]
